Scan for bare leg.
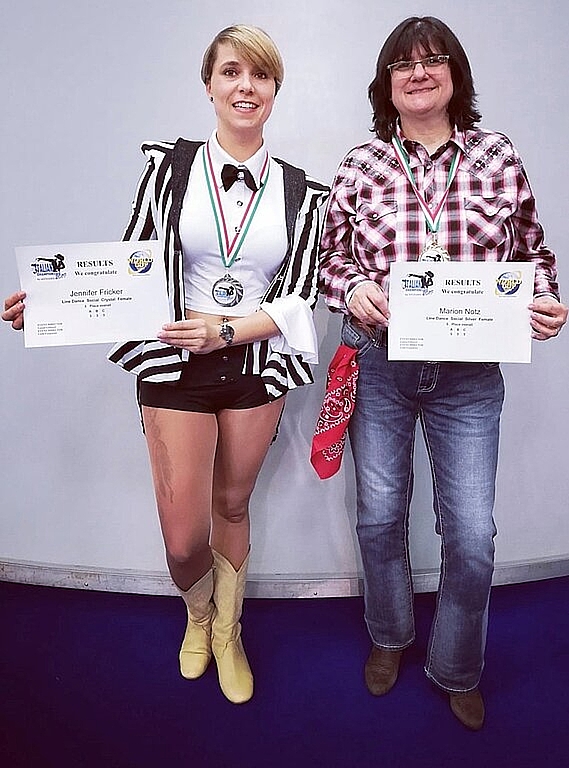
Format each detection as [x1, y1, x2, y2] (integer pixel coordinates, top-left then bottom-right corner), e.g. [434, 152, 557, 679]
[208, 397, 284, 703]
[142, 405, 218, 591]
[211, 397, 285, 569]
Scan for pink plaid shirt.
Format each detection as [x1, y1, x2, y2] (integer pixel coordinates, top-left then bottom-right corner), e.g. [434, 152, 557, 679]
[319, 127, 559, 311]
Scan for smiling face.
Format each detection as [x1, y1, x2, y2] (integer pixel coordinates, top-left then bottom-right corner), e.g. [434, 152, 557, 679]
[390, 46, 453, 127]
[206, 41, 276, 148]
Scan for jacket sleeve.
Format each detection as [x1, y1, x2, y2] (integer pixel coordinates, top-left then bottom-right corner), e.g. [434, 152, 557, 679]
[122, 158, 156, 241]
[283, 174, 330, 308]
[260, 175, 329, 362]
[107, 142, 174, 372]
[122, 140, 177, 242]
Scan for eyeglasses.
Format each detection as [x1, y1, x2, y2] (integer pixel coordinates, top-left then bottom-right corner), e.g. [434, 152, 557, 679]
[387, 54, 450, 77]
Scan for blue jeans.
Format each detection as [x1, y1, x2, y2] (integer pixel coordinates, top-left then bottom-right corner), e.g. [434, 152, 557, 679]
[342, 317, 505, 692]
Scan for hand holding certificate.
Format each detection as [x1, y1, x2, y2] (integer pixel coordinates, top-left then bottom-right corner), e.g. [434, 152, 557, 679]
[387, 261, 536, 363]
[16, 241, 170, 348]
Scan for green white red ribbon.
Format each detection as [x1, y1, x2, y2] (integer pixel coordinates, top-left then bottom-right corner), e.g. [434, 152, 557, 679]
[392, 134, 461, 236]
[203, 142, 270, 268]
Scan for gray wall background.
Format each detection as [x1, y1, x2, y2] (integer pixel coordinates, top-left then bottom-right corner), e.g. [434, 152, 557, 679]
[1, 0, 568, 594]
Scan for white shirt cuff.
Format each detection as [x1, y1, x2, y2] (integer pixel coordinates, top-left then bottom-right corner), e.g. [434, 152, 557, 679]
[260, 295, 318, 364]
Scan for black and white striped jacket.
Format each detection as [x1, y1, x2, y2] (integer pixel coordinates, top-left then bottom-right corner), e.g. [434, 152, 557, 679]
[108, 139, 329, 399]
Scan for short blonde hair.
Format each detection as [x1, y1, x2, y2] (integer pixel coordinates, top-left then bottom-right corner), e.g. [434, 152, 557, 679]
[201, 25, 284, 94]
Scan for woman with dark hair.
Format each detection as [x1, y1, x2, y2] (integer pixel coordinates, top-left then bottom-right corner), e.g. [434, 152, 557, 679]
[319, 16, 566, 729]
[4, 25, 328, 705]
[368, 16, 481, 139]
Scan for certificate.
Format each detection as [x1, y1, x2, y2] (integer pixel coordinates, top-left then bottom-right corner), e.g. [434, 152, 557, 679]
[16, 241, 170, 348]
[387, 261, 536, 363]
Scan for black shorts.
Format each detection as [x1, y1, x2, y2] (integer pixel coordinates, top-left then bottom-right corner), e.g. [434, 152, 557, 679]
[138, 345, 277, 414]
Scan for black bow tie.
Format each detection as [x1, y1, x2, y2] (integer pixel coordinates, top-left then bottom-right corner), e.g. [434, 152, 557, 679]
[221, 163, 258, 192]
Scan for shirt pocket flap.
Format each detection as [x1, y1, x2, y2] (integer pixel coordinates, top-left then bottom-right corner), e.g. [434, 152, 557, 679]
[464, 195, 514, 250]
[355, 198, 398, 253]
[356, 199, 398, 223]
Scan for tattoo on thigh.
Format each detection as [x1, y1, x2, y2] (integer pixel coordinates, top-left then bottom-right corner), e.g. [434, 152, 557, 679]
[145, 410, 175, 505]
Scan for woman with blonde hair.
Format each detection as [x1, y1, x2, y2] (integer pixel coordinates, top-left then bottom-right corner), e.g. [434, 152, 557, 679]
[3, 24, 328, 704]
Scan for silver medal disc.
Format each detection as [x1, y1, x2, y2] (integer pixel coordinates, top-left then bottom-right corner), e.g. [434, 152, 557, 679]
[212, 274, 244, 307]
[419, 242, 450, 262]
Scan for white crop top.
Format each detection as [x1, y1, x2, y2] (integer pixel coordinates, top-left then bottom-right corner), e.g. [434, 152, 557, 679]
[180, 134, 288, 316]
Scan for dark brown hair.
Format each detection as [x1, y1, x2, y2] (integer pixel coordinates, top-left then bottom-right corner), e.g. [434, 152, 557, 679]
[368, 16, 481, 141]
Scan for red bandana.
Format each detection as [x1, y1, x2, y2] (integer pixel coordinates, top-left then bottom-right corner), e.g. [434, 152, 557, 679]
[310, 344, 359, 479]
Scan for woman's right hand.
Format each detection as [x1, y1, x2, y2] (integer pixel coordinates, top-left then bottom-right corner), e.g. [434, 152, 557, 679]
[2, 291, 26, 330]
[347, 281, 390, 327]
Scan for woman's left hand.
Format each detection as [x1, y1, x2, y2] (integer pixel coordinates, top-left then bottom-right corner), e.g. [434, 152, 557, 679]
[157, 318, 224, 353]
[529, 296, 568, 340]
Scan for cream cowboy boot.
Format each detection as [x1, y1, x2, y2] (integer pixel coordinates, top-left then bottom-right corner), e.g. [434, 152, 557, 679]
[211, 549, 253, 704]
[177, 568, 215, 679]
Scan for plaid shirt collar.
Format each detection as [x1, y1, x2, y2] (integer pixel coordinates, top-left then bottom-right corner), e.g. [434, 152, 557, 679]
[395, 121, 468, 159]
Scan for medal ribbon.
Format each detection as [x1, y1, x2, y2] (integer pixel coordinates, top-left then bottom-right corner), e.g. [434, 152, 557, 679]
[203, 143, 270, 268]
[392, 135, 461, 236]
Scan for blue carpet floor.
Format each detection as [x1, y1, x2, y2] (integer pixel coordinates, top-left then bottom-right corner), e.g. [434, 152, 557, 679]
[1, 576, 568, 767]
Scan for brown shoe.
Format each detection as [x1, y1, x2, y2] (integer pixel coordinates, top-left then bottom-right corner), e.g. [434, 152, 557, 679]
[449, 688, 485, 730]
[364, 646, 402, 696]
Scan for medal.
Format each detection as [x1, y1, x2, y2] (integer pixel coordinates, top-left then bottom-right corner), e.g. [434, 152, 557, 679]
[212, 274, 244, 307]
[392, 135, 461, 262]
[419, 235, 450, 262]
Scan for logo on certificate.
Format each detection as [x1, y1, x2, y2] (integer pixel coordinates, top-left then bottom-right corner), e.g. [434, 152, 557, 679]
[30, 253, 66, 280]
[495, 271, 522, 296]
[128, 250, 154, 275]
[400, 270, 435, 296]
